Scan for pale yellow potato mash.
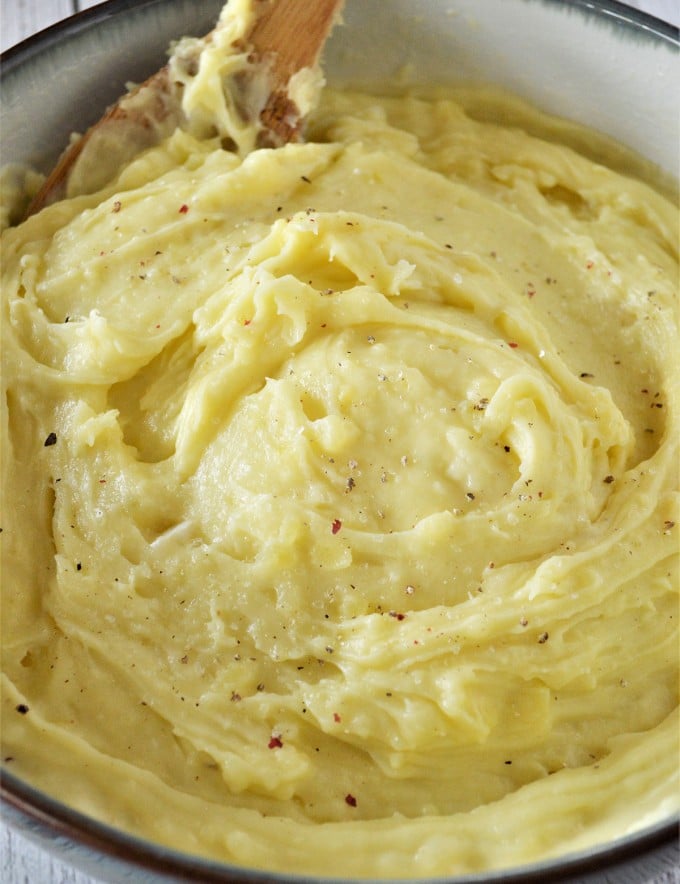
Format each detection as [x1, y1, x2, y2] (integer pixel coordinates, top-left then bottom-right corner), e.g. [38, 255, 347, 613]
[1, 2, 678, 877]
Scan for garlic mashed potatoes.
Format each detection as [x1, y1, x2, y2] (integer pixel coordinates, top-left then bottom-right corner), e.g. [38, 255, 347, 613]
[1, 4, 678, 877]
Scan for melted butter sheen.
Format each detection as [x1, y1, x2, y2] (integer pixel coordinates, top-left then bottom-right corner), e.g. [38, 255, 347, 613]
[1, 87, 678, 877]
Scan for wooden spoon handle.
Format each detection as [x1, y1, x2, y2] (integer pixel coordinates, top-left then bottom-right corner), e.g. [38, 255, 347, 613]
[25, 0, 342, 216]
[249, 0, 343, 146]
[26, 66, 176, 216]
[249, 0, 341, 80]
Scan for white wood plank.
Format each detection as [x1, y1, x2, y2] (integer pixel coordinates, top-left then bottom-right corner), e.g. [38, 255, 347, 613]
[1, 825, 104, 884]
[628, 0, 680, 25]
[1, 0, 75, 53]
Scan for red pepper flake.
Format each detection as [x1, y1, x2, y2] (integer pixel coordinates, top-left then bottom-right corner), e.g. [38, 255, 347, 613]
[333, 712, 341, 723]
[507, 342, 519, 349]
[345, 793, 357, 807]
[538, 632, 549, 644]
[179, 204, 189, 214]
[389, 611, 406, 621]
[331, 519, 342, 534]
[243, 318, 252, 326]
[112, 200, 122, 213]
[44, 432, 57, 447]
[268, 735, 283, 749]
[586, 261, 594, 269]
[603, 475, 615, 484]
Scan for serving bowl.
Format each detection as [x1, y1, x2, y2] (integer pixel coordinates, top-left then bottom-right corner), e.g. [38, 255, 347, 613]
[1, 1, 678, 882]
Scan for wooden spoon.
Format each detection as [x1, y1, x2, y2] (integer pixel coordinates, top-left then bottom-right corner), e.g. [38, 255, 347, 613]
[26, 0, 343, 216]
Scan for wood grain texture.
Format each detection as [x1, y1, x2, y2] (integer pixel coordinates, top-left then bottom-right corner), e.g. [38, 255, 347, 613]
[1, 0, 75, 52]
[1, 826, 104, 884]
[247, 0, 342, 145]
[248, 0, 341, 79]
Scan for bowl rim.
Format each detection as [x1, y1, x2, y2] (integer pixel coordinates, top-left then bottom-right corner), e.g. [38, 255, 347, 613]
[0, 0, 678, 67]
[3, 768, 679, 883]
[1, 0, 678, 881]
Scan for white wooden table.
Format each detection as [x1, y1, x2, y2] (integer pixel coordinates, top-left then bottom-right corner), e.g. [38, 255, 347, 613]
[1, 1, 678, 882]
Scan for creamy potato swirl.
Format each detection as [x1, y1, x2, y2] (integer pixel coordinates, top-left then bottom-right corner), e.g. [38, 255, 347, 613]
[1, 82, 678, 875]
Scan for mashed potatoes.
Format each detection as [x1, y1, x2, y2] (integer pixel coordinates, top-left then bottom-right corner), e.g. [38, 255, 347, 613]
[1, 3, 678, 877]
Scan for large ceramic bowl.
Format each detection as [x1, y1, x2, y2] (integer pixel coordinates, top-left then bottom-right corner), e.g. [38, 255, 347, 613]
[1, 1, 678, 882]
